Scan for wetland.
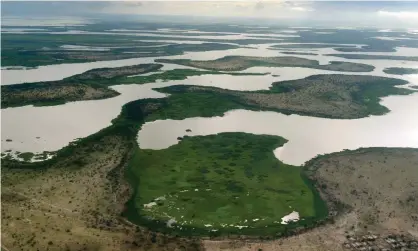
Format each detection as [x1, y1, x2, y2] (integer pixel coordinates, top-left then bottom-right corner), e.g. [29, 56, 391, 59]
[2, 21, 418, 251]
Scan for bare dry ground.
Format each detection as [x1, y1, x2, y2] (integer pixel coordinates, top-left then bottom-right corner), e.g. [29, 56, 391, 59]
[203, 148, 418, 251]
[1, 134, 202, 251]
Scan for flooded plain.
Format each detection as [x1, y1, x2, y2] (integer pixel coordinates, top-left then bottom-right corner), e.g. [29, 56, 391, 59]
[1, 38, 418, 165]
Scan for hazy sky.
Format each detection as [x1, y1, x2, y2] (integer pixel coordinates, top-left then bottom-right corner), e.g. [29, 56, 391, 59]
[2, 1, 418, 28]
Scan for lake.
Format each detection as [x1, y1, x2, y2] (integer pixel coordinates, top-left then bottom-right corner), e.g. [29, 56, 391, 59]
[1, 41, 418, 165]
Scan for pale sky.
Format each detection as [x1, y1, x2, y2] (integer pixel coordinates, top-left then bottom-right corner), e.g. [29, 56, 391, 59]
[2, 1, 418, 28]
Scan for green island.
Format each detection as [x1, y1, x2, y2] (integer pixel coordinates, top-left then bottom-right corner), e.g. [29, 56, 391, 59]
[125, 133, 325, 236]
[149, 74, 413, 120]
[1, 66, 266, 109]
[1, 64, 163, 108]
[156, 55, 375, 72]
[327, 54, 418, 61]
[383, 67, 418, 75]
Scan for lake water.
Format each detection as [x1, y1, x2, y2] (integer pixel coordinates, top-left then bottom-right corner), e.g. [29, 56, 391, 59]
[1, 41, 418, 165]
[3, 43, 417, 85]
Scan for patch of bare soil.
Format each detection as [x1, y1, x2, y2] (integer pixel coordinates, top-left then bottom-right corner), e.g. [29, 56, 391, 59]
[203, 148, 418, 251]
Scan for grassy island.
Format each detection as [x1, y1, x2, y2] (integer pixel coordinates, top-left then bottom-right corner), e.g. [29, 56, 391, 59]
[383, 67, 418, 75]
[125, 133, 325, 236]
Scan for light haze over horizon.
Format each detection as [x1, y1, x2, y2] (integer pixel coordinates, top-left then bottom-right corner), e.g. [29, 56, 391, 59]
[2, 1, 418, 29]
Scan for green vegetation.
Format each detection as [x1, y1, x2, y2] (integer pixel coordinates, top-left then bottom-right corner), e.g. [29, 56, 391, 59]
[156, 56, 375, 72]
[16, 152, 34, 162]
[328, 54, 418, 61]
[1, 32, 242, 67]
[125, 133, 325, 236]
[1, 33, 169, 51]
[143, 86, 256, 122]
[383, 67, 418, 75]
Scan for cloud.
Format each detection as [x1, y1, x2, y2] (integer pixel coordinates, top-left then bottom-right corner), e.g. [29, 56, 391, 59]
[290, 6, 313, 12]
[255, 2, 265, 11]
[4, 1, 417, 28]
[378, 10, 418, 20]
[99, 1, 314, 19]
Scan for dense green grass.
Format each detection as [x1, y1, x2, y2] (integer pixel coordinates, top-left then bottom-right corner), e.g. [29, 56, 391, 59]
[145, 88, 257, 122]
[125, 132, 326, 236]
[383, 67, 418, 75]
